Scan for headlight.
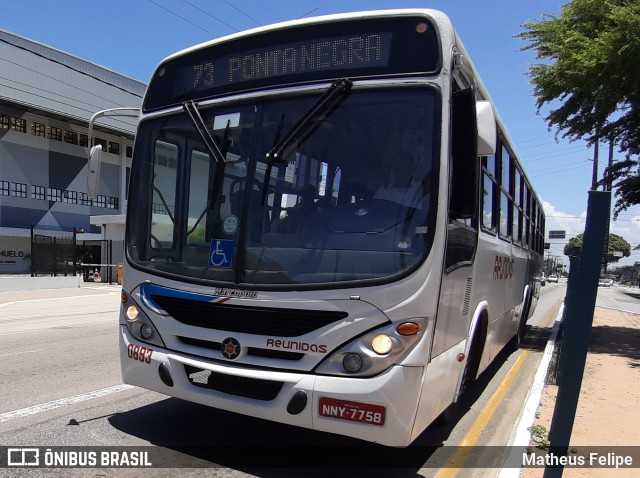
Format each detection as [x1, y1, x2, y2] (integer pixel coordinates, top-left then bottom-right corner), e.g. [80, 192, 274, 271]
[315, 318, 429, 377]
[122, 295, 165, 348]
[371, 334, 393, 355]
[126, 305, 140, 321]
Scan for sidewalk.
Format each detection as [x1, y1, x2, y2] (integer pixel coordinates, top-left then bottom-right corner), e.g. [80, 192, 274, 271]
[0, 273, 81, 290]
[0, 273, 121, 291]
[522, 305, 640, 477]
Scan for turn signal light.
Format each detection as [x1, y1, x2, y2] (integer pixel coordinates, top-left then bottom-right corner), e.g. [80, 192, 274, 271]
[396, 321, 420, 336]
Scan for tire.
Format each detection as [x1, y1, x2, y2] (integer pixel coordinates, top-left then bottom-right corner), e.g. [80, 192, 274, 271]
[508, 296, 530, 352]
[459, 329, 481, 396]
[436, 321, 484, 426]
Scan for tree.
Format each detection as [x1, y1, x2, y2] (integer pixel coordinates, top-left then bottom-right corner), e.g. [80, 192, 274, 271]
[518, 0, 640, 217]
[564, 232, 631, 264]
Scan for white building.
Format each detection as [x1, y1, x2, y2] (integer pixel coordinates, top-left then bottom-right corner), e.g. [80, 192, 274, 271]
[0, 29, 145, 275]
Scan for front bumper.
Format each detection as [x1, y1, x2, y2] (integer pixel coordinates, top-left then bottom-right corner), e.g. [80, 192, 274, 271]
[120, 325, 425, 447]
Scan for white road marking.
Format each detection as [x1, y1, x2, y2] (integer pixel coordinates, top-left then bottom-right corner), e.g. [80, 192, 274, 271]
[0, 349, 45, 358]
[0, 293, 116, 309]
[0, 321, 116, 337]
[0, 384, 135, 423]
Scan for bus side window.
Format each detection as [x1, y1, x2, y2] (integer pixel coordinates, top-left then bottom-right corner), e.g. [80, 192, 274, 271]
[449, 87, 478, 221]
[445, 86, 479, 271]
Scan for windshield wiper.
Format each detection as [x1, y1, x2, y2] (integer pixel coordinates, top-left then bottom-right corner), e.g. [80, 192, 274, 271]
[261, 78, 352, 205]
[183, 100, 226, 164]
[265, 78, 352, 162]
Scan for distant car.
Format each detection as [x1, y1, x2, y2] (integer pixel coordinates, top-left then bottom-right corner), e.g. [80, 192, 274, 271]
[598, 278, 614, 287]
[548, 275, 559, 283]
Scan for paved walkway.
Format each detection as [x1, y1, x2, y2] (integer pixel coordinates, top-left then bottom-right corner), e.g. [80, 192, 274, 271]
[521, 294, 640, 477]
[0, 274, 120, 291]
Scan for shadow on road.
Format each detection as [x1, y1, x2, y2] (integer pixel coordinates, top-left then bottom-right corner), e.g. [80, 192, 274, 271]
[622, 291, 640, 300]
[109, 398, 433, 476]
[108, 324, 552, 475]
[519, 324, 552, 353]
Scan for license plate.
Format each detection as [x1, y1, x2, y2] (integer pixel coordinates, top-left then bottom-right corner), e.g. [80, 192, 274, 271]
[319, 397, 386, 426]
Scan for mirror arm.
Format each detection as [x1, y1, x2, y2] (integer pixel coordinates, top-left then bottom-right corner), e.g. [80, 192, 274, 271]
[86, 108, 140, 199]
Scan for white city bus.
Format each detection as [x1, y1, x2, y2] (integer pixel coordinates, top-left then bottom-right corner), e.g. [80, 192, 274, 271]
[118, 9, 545, 447]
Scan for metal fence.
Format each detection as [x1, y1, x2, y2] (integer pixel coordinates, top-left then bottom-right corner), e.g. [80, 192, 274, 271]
[30, 226, 77, 277]
[1, 225, 118, 282]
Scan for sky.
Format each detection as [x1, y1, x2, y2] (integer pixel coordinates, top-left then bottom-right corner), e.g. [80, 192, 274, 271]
[3, 0, 640, 268]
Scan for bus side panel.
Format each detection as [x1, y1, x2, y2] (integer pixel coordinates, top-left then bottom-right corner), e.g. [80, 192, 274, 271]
[471, 233, 517, 375]
[410, 340, 466, 441]
[430, 264, 474, 357]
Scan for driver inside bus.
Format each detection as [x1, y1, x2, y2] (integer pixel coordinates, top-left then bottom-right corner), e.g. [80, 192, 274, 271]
[373, 151, 424, 209]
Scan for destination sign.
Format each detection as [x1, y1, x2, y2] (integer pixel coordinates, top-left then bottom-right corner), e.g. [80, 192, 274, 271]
[176, 33, 391, 96]
[144, 16, 440, 111]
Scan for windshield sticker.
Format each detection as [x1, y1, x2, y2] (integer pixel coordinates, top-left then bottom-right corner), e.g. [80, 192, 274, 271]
[209, 239, 234, 268]
[223, 215, 239, 235]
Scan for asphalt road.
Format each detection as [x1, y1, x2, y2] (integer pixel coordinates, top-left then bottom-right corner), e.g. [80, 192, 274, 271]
[0, 282, 571, 477]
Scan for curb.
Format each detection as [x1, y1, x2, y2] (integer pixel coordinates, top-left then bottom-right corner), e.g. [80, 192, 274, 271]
[496, 303, 564, 478]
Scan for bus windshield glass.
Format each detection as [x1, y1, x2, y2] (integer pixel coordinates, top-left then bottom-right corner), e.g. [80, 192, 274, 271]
[127, 86, 439, 287]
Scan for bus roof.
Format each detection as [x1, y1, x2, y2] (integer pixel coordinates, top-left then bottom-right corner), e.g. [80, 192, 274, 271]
[161, 9, 455, 64]
[150, 8, 542, 209]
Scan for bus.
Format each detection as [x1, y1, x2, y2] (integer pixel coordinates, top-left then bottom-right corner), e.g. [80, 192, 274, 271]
[115, 9, 545, 447]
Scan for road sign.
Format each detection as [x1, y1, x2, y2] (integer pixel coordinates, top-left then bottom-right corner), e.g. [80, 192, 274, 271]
[549, 230, 566, 239]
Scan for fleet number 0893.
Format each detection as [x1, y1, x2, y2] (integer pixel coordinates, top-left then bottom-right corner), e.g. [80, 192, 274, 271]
[127, 344, 153, 364]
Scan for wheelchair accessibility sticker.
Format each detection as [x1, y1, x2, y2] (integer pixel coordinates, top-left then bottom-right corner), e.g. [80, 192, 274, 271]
[209, 239, 234, 268]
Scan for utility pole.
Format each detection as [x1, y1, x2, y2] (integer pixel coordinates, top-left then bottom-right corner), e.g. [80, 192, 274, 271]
[605, 140, 614, 191]
[590, 139, 599, 190]
[544, 190, 611, 478]
[602, 140, 615, 273]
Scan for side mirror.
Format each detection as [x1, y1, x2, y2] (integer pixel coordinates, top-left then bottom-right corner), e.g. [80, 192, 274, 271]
[476, 101, 496, 155]
[87, 145, 102, 199]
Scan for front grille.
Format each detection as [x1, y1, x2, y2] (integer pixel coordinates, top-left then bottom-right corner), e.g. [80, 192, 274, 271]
[178, 336, 303, 361]
[185, 364, 283, 401]
[179, 336, 221, 351]
[151, 294, 347, 337]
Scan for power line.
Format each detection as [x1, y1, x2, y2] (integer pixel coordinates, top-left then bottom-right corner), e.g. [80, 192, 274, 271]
[181, 0, 239, 32]
[0, 80, 138, 130]
[528, 159, 590, 174]
[219, 0, 262, 26]
[147, 0, 218, 37]
[1, 56, 141, 106]
[518, 136, 550, 143]
[519, 140, 561, 150]
[522, 146, 590, 162]
[0, 38, 143, 98]
[297, 8, 319, 19]
[530, 164, 591, 178]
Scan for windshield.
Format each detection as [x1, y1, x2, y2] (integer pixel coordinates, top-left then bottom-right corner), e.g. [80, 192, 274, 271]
[127, 87, 439, 288]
